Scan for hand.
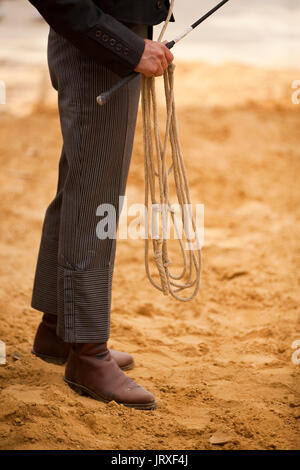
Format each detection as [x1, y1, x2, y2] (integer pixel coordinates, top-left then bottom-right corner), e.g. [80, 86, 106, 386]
[134, 39, 174, 78]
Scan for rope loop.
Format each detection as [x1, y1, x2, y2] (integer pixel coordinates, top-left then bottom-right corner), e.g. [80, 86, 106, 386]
[142, 0, 202, 302]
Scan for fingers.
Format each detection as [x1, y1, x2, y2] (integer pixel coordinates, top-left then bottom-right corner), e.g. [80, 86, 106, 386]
[134, 39, 174, 78]
[154, 64, 164, 77]
[164, 46, 174, 65]
[155, 43, 173, 76]
[162, 41, 174, 65]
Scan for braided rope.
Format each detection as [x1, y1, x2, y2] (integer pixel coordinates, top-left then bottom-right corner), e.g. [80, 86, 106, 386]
[141, 0, 202, 301]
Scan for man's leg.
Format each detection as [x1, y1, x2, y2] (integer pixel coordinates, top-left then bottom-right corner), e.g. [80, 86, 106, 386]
[31, 29, 138, 371]
[31, 26, 156, 409]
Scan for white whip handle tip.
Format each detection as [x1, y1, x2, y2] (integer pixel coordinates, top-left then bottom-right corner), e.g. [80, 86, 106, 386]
[173, 26, 193, 44]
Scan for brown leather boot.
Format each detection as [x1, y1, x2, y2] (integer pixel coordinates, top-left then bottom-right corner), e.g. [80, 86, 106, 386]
[64, 343, 156, 410]
[32, 314, 135, 370]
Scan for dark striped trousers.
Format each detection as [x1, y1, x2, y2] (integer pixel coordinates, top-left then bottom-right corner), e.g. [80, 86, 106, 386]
[31, 26, 146, 343]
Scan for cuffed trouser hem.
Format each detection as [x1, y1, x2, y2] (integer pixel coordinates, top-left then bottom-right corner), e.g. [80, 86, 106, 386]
[56, 265, 112, 343]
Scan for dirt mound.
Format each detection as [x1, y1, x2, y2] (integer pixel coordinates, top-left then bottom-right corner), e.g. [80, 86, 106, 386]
[0, 62, 299, 449]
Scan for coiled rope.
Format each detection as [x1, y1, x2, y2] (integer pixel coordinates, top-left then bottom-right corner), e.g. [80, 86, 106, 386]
[141, 0, 202, 301]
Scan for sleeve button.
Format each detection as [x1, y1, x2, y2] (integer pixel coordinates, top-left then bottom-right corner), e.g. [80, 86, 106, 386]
[110, 38, 116, 46]
[95, 30, 102, 38]
[124, 48, 129, 56]
[102, 34, 109, 42]
[116, 43, 122, 52]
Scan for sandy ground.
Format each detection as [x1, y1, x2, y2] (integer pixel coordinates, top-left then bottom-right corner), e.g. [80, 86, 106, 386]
[0, 60, 300, 450]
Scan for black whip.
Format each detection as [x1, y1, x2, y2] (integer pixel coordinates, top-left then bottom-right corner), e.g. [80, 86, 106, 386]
[97, 0, 230, 106]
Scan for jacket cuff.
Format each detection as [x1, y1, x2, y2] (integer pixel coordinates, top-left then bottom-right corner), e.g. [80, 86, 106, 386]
[87, 13, 145, 71]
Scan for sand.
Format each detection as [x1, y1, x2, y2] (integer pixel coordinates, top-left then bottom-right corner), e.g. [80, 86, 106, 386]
[0, 61, 299, 450]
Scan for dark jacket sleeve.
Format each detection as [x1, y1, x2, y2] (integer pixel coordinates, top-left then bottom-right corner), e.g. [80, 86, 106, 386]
[28, 0, 146, 77]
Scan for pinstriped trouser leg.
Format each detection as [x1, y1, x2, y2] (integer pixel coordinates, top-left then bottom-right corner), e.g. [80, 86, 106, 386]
[31, 28, 143, 343]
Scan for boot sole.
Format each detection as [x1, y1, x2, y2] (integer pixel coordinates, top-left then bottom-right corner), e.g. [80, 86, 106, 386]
[64, 377, 157, 410]
[31, 350, 135, 371]
[118, 361, 135, 371]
